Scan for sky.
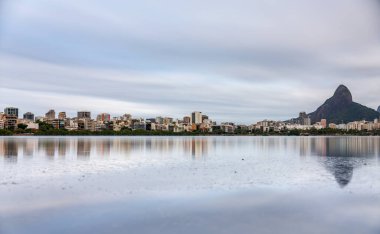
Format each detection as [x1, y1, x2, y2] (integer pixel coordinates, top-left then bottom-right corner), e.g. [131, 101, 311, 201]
[1, 0, 380, 123]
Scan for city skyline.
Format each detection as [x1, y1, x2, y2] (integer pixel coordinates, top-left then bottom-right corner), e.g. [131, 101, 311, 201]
[1, 0, 380, 123]
[1, 82, 379, 125]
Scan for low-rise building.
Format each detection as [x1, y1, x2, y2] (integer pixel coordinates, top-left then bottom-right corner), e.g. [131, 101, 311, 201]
[4, 115, 17, 130]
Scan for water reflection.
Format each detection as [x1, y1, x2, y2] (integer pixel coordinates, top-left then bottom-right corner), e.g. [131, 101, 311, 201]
[0, 136, 379, 187]
[299, 137, 380, 187]
[2, 140, 18, 163]
[0, 137, 213, 160]
[77, 139, 91, 159]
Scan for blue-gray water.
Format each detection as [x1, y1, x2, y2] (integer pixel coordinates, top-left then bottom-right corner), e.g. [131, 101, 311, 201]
[0, 136, 379, 234]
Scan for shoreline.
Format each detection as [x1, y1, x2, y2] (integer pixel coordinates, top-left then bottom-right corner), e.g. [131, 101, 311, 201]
[2, 133, 380, 137]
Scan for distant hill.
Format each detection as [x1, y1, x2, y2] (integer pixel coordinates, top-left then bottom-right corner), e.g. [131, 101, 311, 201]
[308, 85, 380, 124]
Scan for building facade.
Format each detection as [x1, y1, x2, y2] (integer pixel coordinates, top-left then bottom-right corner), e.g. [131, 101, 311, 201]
[23, 112, 35, 121]
[191, 112, 202, 124]
[78, 111, 91, 119]
[97, 113, 111, 122]
[4, 107, 19, 118]
[45, 109, 56, 120]
[58, 112, 67, 119]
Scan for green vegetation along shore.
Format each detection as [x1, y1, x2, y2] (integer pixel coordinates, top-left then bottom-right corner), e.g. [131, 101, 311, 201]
[1, 127, 380, 136]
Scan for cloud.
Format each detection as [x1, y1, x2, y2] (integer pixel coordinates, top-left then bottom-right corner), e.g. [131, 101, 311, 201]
[1, 0, 380, 123]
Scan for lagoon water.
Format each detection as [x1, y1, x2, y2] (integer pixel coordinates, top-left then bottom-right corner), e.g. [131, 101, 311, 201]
[0, 136, 379, 234]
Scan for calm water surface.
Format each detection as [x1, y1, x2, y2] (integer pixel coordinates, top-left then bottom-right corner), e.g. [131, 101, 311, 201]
[0, 136, 379, 234]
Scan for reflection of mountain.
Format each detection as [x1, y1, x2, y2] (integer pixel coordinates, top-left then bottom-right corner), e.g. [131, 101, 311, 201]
[300, 137, 378, 187]
[324, 157, 354, 188]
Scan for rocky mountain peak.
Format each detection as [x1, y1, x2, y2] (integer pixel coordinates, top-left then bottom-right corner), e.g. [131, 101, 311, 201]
[331, 84, 352, 106]
[308, 85, 379, 124]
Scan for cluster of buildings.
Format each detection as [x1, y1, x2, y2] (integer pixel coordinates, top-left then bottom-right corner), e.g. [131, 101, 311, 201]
[251, 112, 380, 132]
[0, 107, 218, 133]
[1, 107, 379, 133]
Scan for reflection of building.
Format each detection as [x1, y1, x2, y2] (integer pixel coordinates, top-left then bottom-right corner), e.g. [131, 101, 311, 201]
[3, 140, 18, 163]
[38, 140, 56, 157]
[58, 139, 67, 156]
[190, 138, 208, 159]
[96, 139, 111, 157]
[77, 139, 91, 158]
[22, 140, 35, 156]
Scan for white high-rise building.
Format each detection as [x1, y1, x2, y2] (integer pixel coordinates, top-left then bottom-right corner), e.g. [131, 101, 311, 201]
[191, 111, 202, 124]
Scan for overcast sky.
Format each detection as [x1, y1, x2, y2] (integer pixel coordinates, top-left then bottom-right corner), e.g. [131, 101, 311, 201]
[1, 0, 380, 123]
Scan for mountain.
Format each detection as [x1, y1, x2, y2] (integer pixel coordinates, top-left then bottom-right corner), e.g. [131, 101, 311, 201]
[309, 85, 380, 124]
[378, 106, 380, 113]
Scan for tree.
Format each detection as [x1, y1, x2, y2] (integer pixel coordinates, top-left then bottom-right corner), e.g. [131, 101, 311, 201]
[17, 123, 28, 130]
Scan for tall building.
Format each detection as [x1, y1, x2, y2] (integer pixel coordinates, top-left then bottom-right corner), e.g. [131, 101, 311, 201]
[77, 118, 93, 130]
[299, 112, 311, 125]
[97, 113, 111, 122]
[299, 112, 307, 119]
[122, 114, 132, 121]
[45, 109, 56, 120]
[78, 111, 91, 119]
[4, 107, 19, 118]
[58, 112, 66, 119]
[52, 119, 65, 129]
[23, 112, 34, 121]
[146, 118, 156, 123]
[183, 116, 191, 125]
[163, 117, 173, 125]
[191, 112, 202, 124]
[4, 115, 17, 130]
[303, 117, 311, 126]
[155, 116, 164, 124]
[202, 115, 209, 122]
